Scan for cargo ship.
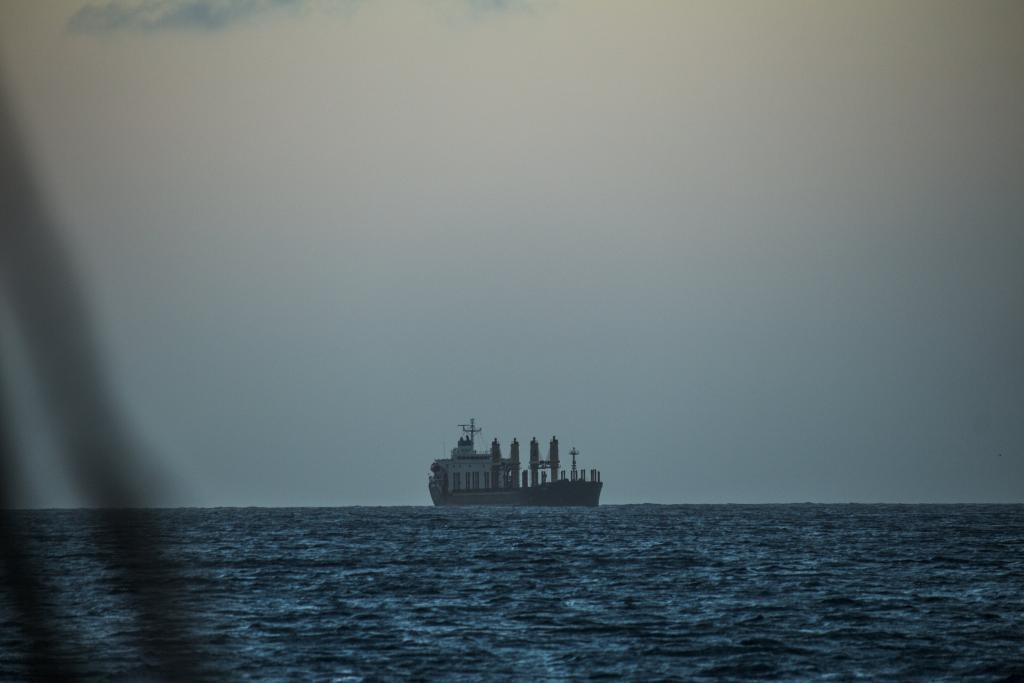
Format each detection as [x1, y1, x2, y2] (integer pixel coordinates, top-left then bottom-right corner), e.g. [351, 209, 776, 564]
[428, 419, 602, 506]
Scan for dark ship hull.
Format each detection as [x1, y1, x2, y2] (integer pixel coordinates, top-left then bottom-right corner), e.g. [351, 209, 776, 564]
[429, 479, 602, 507]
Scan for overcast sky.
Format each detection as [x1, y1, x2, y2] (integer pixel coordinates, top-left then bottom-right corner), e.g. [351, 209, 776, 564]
[0, 0, 1021, 506]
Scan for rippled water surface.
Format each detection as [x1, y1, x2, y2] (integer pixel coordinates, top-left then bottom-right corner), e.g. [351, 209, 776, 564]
[3, 505, 1023, 680]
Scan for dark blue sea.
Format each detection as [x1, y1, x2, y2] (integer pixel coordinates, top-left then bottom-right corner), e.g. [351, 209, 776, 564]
[2, 505, 1023, 681]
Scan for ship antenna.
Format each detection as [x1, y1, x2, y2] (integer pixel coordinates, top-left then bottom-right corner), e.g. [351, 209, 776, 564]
[458, 418, 482, 449]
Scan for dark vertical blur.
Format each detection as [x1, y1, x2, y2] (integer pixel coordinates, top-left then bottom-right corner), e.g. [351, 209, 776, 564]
[0, 80, 200, 678]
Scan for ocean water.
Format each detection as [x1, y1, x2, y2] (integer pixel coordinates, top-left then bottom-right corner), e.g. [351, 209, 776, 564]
[2, 505, 1023, 681]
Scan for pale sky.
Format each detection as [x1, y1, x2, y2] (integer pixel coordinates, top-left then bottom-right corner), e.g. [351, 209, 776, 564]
[1, 0, 1021, 506]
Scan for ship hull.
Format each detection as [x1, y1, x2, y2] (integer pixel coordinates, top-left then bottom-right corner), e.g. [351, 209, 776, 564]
[429, 480, 602, 507]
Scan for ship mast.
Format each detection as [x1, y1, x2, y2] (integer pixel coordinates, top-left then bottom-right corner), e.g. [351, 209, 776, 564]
[458, 418, 481, 449]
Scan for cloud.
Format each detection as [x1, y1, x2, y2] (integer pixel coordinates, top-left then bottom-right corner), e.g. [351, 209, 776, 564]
[444, 0, 549, 21]
[67, 0, 543, 33]
[68, 0, 311, 33]
[464, 0, 536, 12]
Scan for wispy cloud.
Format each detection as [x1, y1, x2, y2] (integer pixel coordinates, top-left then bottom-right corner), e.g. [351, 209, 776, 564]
[68, 0, 312, 33]
[68, 0, 542, 33]
[464, 0, 537, 12]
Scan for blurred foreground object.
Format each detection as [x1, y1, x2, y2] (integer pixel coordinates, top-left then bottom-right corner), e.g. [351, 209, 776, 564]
[1, 82, 199, 679]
